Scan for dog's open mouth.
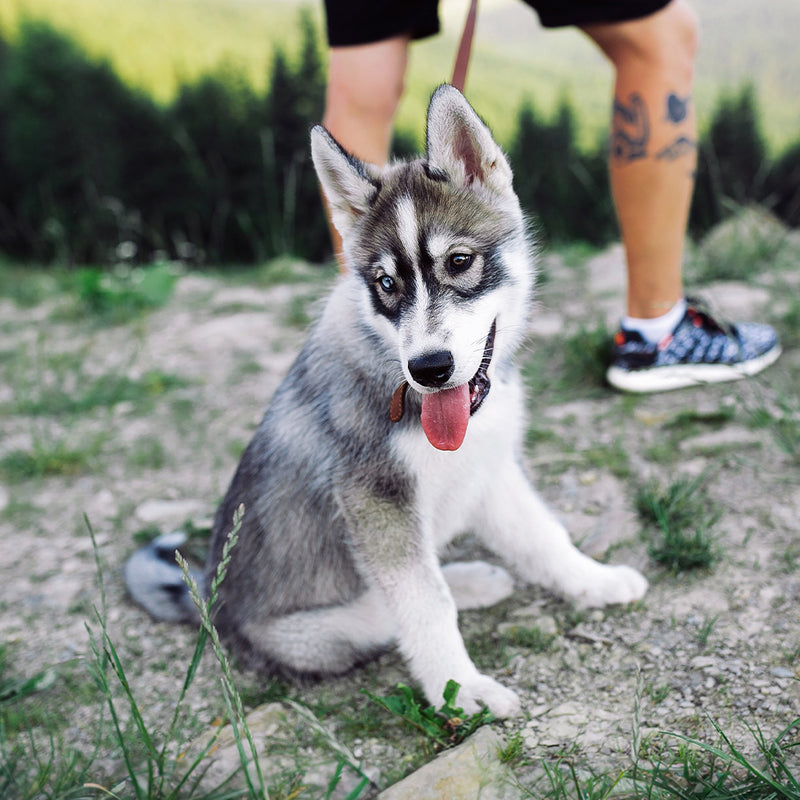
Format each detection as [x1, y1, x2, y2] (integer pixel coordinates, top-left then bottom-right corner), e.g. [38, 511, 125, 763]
[390, 320, 496, 452]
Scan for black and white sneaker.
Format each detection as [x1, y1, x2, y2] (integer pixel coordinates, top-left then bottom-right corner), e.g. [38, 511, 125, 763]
[606, 298, 781, 393]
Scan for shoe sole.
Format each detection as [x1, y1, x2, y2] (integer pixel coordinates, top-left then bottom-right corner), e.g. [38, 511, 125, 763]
[606, 344, 782, 394]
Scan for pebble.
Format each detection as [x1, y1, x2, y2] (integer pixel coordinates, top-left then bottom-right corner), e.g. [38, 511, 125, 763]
[770, 666, 795, 679]
[134, 498, 205, 527]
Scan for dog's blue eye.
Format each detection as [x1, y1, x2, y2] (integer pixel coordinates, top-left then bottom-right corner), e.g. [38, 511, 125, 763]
[378, 275, 397, 293]
[448, 253, 474, 274]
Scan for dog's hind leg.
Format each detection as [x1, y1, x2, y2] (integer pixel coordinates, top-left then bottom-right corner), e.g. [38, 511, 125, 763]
[441, 561, 515, 610]
[239, 586, 397, 676]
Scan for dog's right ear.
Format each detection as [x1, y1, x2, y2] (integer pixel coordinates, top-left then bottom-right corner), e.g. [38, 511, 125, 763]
[311, 126, 378, 239]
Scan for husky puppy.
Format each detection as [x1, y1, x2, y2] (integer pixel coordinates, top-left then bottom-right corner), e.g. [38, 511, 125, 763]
[125, 85, 647, 717]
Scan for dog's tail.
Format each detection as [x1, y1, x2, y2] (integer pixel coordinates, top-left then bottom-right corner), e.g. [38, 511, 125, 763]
[123, 531, 203, 623]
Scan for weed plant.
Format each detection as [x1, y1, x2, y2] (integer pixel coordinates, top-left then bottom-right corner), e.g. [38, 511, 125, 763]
[364, 680, 493, 752]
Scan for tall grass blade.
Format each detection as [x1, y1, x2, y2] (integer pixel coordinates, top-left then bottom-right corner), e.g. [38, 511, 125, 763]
[177, 504, 270, 799]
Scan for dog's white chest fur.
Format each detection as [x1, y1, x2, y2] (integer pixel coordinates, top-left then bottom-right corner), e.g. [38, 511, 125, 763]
[391, 372, 525, 548]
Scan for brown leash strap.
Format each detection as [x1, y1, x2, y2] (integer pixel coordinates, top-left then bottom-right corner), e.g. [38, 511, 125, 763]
[451, 0, 479, 92]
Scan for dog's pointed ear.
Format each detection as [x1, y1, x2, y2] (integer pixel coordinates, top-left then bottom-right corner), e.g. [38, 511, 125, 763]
[426, 84, 513, 193]
[311, 126, 378, 238]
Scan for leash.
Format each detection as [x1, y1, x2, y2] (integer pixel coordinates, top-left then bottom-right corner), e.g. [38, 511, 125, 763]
[451, 0, 479, 92]
[389, 0, 480, 425]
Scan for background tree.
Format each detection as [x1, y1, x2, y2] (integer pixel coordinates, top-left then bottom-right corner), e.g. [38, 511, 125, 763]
[0, 17, 795, 268]
[510, 98, 616, 246]
[691, 85, 769, 233]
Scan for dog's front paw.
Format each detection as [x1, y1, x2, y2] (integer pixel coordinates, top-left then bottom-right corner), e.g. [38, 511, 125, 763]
[457, 674, 521, 718]
[573, 563, 648, 609]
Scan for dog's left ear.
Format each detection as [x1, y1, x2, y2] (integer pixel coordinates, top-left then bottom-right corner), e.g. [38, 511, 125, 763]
[426, 85, 514, 194]
[311, 126, 379, 239]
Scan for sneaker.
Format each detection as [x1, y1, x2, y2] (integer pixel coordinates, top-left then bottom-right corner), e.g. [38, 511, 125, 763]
[606, 298, 782, 393]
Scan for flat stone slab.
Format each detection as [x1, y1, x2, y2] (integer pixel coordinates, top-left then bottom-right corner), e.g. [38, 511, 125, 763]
[378, 727, 524, 800]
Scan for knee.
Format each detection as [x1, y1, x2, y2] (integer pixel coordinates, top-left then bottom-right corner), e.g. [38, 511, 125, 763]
[665, 0, 701, 79]
[592, 0, 701, 85]
[325, 53, 406, 126]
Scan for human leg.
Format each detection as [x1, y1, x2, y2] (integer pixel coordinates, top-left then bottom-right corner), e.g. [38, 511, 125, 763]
[321, 37, 410, 266]
[323, 37, 410, 166]
[582, 1, 779, 391]
[582, 0, 699, 320]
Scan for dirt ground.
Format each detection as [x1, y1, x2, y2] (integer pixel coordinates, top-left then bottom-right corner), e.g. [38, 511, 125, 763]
[1, 234, 799, 795]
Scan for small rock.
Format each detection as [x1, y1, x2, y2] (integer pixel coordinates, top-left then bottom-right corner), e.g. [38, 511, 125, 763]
[769, 666, 796, 679]
[678, 427, 763, 454]
[85, 488, 117, 521]
[135, 498, 205, 528]
[378, 727, 523, 800]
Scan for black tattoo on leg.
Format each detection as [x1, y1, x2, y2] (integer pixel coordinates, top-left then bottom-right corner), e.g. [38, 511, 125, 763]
[612, 93, 649, 162]
[666, 92, 690, 124]
[656, 136, 697, 161]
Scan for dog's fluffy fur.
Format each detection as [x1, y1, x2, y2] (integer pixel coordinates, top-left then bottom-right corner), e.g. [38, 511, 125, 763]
[125, 86, 647, 717]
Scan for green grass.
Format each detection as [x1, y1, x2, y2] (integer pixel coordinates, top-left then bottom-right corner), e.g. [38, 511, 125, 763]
[523, 321, 615, 402]
[635, 475, 721, 573]
[561, 321, 616, 391]
[73, 263, 178, 322]
[364, 679, 493, 752]
[127, 435, 168, 471]
[8, 367, 189, 417]
[0, 435, 103, 482]
[642, 403, 741, 466]
[1, 514, 798, 799]
[688, 205, 793, 285]
[632, 718, 800, 800]
[582, 439, 632, 479]
[0, 645, 56, 711]
[0, 512, 379, 799]
[0, 261, 73, 307]
[746, 391, 800, 466]
[500, 624, 558, 653]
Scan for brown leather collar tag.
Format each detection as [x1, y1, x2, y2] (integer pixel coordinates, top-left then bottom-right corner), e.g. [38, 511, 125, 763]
[389, 382, 409, 423]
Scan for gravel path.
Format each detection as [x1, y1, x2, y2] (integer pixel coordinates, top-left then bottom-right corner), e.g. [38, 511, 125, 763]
[1, 237, 798, 796]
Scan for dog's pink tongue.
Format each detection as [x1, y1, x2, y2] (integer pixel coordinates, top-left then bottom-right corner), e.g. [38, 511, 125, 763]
[420, 384, 470, 451]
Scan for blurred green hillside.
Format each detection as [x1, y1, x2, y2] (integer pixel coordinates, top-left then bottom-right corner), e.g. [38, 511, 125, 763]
[1, 0, 798, 151]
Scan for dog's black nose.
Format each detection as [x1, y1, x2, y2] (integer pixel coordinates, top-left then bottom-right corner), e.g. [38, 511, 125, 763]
[408, 351, 455, 388]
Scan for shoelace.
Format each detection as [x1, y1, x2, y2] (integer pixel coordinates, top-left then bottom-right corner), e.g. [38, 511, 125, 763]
[685, 296, 740, 340]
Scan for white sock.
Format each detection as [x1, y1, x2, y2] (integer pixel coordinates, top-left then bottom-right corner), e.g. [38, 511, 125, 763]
[622, 298, 687, 345]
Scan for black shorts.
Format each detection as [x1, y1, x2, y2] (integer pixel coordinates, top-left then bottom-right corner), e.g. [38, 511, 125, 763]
[324, 0, 673, 47]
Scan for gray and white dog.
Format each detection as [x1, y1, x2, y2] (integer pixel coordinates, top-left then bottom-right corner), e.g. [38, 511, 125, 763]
[125, 85, 647, 717]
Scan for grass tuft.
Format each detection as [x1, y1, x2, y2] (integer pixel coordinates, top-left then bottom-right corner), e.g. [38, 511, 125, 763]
[634, 717, 800, 800]
[0, 437, 102, 482]
[74, 262, 178, 322]
[562, 321, 615, 391]
[635, 475, 721, 573]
